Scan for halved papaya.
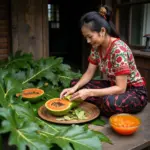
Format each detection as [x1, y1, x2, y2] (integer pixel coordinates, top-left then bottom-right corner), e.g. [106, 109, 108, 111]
[45, 98, 72, 116]
[16, 88, 44, 103]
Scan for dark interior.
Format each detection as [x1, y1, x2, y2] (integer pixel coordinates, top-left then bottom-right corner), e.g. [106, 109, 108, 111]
[48, 0, 102, 71]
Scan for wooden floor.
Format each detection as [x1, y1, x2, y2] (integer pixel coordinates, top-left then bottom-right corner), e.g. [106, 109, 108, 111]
[89, 103, 150, 150]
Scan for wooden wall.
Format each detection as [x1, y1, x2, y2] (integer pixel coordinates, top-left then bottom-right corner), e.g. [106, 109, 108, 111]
[0, 0, 10, 60]
[11, 0, 49, 59]
[133, 50, 150, 102]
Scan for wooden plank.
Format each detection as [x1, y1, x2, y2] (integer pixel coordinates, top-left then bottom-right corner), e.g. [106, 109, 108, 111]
[34, 0, 43, 59]
[0, 0, 9, 61]
[115, 8, 120, 34]
[0, 43, 8, 49]
[0, 0, 8, 4]
[0, 49, 8, 54]
[133, 53, 150, 101]
[138, 68, 150, 102]
[11, 0, 19, 55]
[135, 57, 150, 70]
[91, 103, 150, 150]
[0, 32, 8, 36]
[0, 54, 8, 59]
[0, 20, 8, 25]
[11, 0, 49, 59]
[0, 38, 8, 42]
[0, 27, 8, 32]
[42, 0, 49, 57]
[132, 50, 150, 59]
[0, 4, 7, 6]
[116, 0, 150, 7]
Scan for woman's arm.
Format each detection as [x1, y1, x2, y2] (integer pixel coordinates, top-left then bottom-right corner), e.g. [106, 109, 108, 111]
[70, 75, 127, 100]
[90, 75, 127, 97]
[60, 63, 97, 98]
[73, 63, 97, 91]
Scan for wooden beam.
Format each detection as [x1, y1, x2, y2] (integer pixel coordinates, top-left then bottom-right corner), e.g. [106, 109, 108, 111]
[42, 0, 49, 58]
[115, 8, 120, 34]
[117, 0, 150, 7]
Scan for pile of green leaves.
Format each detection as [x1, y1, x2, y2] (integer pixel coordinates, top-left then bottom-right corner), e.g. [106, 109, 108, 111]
[0, 51, 111, 150]
[56, 108, 87, 121]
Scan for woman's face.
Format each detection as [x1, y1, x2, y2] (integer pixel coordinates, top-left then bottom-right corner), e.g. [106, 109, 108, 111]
[81, 25, 104, 48]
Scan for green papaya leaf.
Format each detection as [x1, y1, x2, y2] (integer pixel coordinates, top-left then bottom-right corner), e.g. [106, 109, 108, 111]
[92, 131, 112, 144]
[91, 117, 106, 126]
[52, 125, 102, 150]
[0, 76, 22, 107]
[0, 108, 50, 150]
[0, 135, 2, 150]
[0, 84, 6, 107]
[12, 71, 26, 81]
[4, 50, 33, 69]
[11, 102, 36, 121]
[22, 57, 62, 85]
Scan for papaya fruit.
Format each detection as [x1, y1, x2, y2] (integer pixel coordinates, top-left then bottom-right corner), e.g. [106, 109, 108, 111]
[45, 98, 72, 116]
[16, 88, 44, 103]
[64, 95, 81, 108]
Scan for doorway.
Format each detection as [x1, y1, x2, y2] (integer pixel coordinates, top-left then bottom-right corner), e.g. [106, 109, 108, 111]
[48, 0, 103, 71]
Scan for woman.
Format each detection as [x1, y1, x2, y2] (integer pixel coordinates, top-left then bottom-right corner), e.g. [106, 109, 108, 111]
[60, 5, 148, 117]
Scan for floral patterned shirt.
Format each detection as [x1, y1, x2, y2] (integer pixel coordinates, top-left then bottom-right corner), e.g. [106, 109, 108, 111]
[88, 39, 145, 87]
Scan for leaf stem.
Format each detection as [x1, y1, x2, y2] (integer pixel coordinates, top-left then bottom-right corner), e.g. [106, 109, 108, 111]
[22, 65, 53, 84]
[17, 130, 39, 148]
[58, 75, 72, 80]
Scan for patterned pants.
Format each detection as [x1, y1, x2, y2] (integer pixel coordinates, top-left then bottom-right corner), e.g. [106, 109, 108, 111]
[71, 79, 148, 117]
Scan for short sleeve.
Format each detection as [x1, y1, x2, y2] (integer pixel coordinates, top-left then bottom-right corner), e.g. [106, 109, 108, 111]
[112, 46, 130, 76]
[88, 48, 99, 65]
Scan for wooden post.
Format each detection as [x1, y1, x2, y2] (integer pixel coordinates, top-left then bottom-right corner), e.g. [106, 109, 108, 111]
[115, 8, 120, 34]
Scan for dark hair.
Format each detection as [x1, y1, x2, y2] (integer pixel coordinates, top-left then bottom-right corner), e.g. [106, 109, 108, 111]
[80, 5, 120, 38]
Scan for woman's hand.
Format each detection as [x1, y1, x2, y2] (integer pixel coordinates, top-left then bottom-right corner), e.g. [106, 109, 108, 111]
[60, 87, 77, 99]
[70, 89, 91, 101]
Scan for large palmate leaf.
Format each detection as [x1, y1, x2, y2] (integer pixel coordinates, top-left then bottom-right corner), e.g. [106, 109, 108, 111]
[93, 131, 112, 144]
[57, 64, 81, 88]
[51, 125, 102, 150]
[0, 107, 102, 150]
[0, 108, 49, 150]
[0, 76, 22, 107]
[4, 51, 33, 70]
[22, 57, 62, 85]
[0, 84, 5, 107]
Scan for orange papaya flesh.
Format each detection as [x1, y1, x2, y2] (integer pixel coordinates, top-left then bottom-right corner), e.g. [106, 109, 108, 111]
[16, 88, 44, 103]
[109, 114, 141, 135]
[45, 98, 72, 116]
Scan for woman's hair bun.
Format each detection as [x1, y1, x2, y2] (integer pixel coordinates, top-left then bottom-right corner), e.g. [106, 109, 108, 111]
[99, 5, 113, 22]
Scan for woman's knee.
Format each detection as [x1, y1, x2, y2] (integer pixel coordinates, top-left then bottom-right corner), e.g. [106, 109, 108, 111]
[101, 95, 124, 115]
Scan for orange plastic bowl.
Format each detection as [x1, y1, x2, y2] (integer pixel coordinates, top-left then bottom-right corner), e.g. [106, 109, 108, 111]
[109, 113, 141, 135]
